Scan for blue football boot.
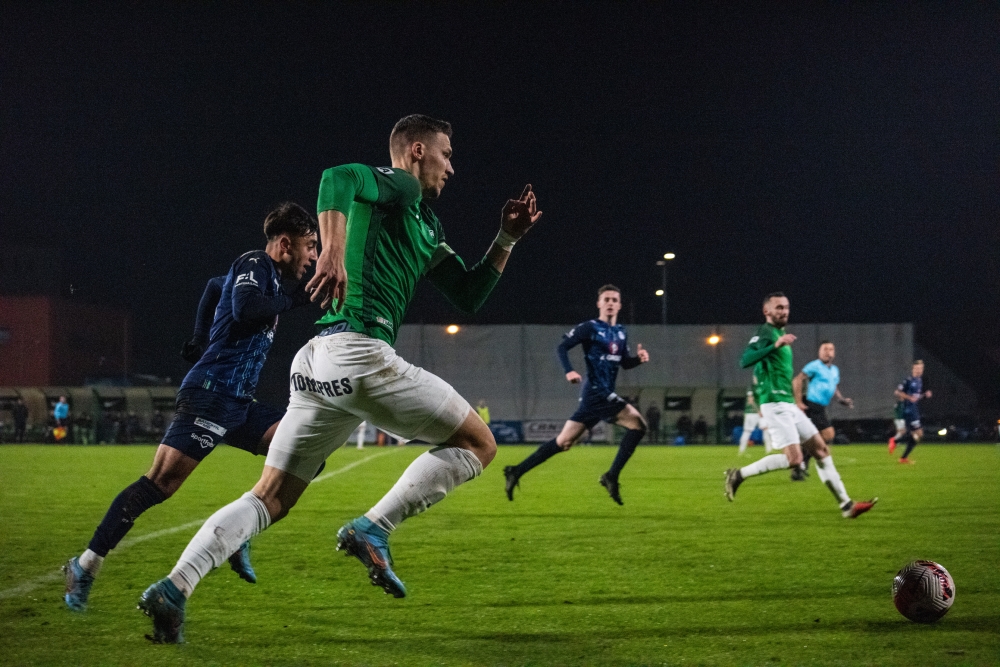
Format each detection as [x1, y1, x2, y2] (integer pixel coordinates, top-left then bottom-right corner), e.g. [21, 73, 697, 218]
[137, 578, 186, 644]
[228, 540, 257, 584]
[62, 557, 95, 611]
[336, 517, 407, 598]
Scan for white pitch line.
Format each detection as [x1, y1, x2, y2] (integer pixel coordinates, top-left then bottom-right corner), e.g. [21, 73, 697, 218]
[0, 450, 397, 601]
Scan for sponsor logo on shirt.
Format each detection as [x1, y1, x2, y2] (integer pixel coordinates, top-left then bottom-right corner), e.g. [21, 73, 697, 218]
[608, 342, 620, 355]
[290, 373, 354, 397]
[194, 417, 227, 436]
[600, 354, 622, 362]
[190, 433, 215, 449]
[236, 272, 259, 287]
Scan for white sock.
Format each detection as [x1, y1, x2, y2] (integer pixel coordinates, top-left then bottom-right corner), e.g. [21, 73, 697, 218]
[738, 431, 750, 454]
[168, 492, 271, 598]
[79, 549, 104, 576]
[366, 447, 482, 533]
[739, 453, 789, 478]
[814, 455, 851, 506]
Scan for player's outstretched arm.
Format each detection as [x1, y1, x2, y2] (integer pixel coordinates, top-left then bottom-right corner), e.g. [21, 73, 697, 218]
[181, 276, 226, 362]
[426, 185, 542, 313]
[621, 344, 649, 369]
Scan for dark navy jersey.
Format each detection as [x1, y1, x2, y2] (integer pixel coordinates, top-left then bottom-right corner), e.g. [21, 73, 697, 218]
[897, 376, 924, 410]
[557, 319, 641, 400]
[183, 251, 286, 399]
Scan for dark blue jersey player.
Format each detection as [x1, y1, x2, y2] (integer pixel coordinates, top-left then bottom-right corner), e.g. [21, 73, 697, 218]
[63, 202, 318, 611]
[505, 284, 650, 504]
[889, 360, 932, 463]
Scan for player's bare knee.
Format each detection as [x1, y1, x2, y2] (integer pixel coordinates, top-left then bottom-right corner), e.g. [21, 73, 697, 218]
[555, 436, 575, 450]
[449, 410, 497, 467]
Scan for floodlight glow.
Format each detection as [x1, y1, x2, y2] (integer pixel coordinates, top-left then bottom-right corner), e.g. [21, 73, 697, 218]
[707, 335, 721, 345]
[937, 428, 947, 436]
[446, 325, 460, 335]
[655, 289, 665, 296]
[664, 252, 676, 260]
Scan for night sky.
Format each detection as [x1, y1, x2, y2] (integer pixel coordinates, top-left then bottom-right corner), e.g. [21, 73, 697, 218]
[2, 3, 998, 408]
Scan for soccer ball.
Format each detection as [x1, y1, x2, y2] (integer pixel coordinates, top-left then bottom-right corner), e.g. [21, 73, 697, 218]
[892, 560, 955, 623]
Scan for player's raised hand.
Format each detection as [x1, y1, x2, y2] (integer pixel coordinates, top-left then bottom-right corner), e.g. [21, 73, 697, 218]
[636, 344, 650, 363]
[566, 371, 582, 384]
[775, 333, 797, 348]
[501, 184, 543, 239]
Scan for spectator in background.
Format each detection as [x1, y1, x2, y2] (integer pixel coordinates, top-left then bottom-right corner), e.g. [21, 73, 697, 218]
[676, 414, 693, 443]
[13, 398, 28, 443]
[645, 403, 661, 443]
[694, 415, 708, 443]
[476, 399, 491, 425]
[54, 396, 70, 427]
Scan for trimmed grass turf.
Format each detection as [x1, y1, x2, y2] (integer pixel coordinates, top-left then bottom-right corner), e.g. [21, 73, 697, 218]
[0, 443, 998, 666]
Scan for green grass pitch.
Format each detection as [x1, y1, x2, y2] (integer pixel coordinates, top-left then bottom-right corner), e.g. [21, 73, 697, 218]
[1, 443, 998, 666]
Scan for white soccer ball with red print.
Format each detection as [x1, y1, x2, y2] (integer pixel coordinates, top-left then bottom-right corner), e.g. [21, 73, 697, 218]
[892, 560, 955, 623]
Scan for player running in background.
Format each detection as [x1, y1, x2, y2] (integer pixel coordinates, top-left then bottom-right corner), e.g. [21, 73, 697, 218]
[138, 114, 542, 643]
[791, 341, 854, 480]
[737, 385, 773, 455]
[63, 204, 317, 611]
[889, 401, 908, 449]
[723, 293, 876, 518]
[503, 285, 650, 505]
[889, 360, 932, 463]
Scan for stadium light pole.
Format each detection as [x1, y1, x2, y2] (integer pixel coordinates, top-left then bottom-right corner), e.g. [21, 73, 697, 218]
[656, 253, 676, 325]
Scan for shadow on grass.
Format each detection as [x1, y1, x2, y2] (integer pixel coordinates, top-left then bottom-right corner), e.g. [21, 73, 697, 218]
[481, 590, 877, 607]
[311, 614, 1000, 645]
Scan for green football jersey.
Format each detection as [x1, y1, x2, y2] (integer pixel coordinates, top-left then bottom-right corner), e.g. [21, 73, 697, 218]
[740, 323, 795, 404]
[315, 163, 500, 345]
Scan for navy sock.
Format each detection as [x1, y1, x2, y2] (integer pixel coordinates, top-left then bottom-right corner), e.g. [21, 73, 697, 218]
[88, 476, 167, 556]
[901, 434, 918, 459]
[607, 428, 645, 480]
[513, 438, 563, 478]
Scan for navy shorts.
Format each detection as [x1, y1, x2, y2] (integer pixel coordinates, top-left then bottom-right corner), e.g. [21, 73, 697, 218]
[569, 393, 629, 429]
[902, 407, 921, 432]
[162, 386, 285, 462]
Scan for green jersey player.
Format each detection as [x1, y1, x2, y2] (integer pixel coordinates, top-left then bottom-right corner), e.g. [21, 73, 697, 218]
[723, 292, 877, 519]
[138, 115, 542, 643]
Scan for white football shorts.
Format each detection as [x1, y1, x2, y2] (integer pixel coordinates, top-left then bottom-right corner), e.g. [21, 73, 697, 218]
[742, 412, 760, 433]
[759, 402, 819, 450]
[265, 333, 472, 482]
